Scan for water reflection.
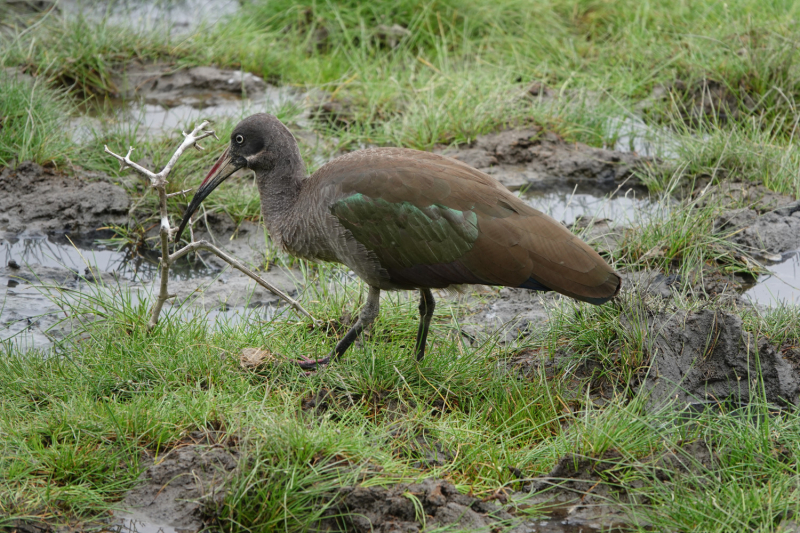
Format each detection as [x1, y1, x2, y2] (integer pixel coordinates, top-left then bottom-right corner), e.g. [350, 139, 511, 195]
[61, 0, 239, 35]
[1, 234, 215, 282]
[745, 250, 800, 307]
[521, 190, 657, 226]
[72, 86, 305, 142]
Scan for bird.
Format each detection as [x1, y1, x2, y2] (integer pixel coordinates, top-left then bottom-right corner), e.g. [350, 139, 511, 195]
[177, 113, 621, 369]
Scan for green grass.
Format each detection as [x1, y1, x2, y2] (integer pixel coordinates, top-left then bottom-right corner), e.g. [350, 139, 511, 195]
[3, 0, 800, 530]
[0, 74, 74, 167]
[1, 277, 798, 531]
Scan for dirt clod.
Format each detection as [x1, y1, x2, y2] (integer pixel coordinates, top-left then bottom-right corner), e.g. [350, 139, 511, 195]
[438, 127, 651, 193]
[715, 201, 800, 256]
[112, 63, 267, 105]
[321, 478, 513, 533]
[642, 309, 800, 409]
[0, 162, 130, 235]
[121, 444, 238, 531]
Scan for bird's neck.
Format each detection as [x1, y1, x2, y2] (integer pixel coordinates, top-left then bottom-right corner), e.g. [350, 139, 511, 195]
[257, 164, 305, 248]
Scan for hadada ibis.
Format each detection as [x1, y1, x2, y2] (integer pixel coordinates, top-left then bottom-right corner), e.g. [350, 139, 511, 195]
[177, 114, 621, 369]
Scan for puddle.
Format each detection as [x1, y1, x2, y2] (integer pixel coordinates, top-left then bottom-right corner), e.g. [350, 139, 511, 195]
[744, 250, 800, 306]
[73, 87, 305, 141]
[0, 234, 214, 350]
[61, 0, 239, 35]
[521, 190, 658, 227]
[610, 115, 680, 159]
[1, 233, 215, 282]
[0, 233, 293, 351]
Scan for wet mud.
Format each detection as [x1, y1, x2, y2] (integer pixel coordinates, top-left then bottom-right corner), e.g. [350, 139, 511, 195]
[111, 63, 267, 105]
[509, 305, 800, 410]
[319, 478, 515, 533]
[438, 127, 652, 194]
[120, 440, 238, 531]
[715, 200, 800, 257]
[641, 308, 800, 410]
[0, 162, 130, 235]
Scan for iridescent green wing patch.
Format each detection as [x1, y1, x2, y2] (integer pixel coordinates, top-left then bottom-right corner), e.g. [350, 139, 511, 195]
[331, 193, 479, 269]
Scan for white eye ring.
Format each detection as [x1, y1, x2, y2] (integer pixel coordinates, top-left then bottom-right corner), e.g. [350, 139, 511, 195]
[235, 134, 244, 144]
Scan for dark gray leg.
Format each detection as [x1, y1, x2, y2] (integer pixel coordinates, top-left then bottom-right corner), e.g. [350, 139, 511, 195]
[297, 286, 381, 370]
[415, 288, 435, 361]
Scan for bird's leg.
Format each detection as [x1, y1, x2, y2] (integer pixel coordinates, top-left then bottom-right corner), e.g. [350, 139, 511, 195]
[296, 286, 381, 370]
[415, 288, 435, 361]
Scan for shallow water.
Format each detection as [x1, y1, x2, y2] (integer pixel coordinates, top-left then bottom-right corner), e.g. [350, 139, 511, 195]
[61, 0, 239, 34]
[1, 233, 214, 282]
[522, 190, 656, 226]
[72, 87, 305, 141]
[0, 234, 287, 350]
[610, 114, 680, 159]
[744, 250, 800, 306]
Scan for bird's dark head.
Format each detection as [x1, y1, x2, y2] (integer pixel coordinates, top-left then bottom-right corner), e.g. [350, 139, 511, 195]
[176, 113, 301, 241]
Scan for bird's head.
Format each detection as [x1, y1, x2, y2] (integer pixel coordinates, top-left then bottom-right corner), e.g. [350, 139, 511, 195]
[175, 113, 300, 241]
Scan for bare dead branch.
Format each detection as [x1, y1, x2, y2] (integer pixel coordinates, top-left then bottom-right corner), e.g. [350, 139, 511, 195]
[104, 121, 317, 331]
[171, 240, 315, 322]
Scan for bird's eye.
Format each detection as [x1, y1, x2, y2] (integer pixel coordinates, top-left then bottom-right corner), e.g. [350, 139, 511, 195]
[235, 134, 244, 144]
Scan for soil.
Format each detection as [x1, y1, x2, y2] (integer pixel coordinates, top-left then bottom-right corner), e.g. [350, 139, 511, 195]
[694, 181, 796, 214]
[319, 478, 515, 533]
[507, 304, 800, 411]
[715, 200, 800, 257]
[520, 451, 633, 520]
[461, 287, 561, 344]
[640, 308, 800, 410]
[120, 441, 239, 531]
[0, 162, 130, 236]
[111, 62, 268, 106]
[437, 127, 652, 194]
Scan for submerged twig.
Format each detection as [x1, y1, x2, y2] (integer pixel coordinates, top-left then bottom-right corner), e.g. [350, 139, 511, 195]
[104, 121, 316, 331]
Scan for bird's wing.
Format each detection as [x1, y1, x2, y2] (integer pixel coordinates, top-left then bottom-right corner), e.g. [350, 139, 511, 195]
[313, 148, 620, 303]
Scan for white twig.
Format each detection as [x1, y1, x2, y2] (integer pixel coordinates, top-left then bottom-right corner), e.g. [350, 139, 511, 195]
[105, 121, 317, 330]
[166, 188, 194, 198]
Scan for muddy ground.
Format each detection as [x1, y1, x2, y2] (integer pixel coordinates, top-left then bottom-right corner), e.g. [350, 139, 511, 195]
[0, 162, 130, 235]
[121, 435, 238, 531]
[3, 60, 800, 533]
[437, 127, 651, 194]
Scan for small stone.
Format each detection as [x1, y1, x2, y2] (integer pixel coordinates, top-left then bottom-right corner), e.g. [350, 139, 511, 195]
[8, 259, 19, 269]
[238, 347, 274, 369]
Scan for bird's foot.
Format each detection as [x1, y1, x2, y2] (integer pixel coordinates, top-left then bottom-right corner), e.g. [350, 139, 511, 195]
[292, 354, 332, 371]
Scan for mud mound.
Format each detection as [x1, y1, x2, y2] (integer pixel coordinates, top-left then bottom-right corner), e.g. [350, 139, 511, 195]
[0, 162, 130, 234]
[641, 309, 800, 410]
[715, 200, 800, 257]
[437, 128, 651, 193]
[462, 287, 560, 344]
[112, 63, 267, 106]
[695, 181, 796, 214]
[121, 443, 238, 531]
[515, 451, 632, 531]
[321, 478, 513, 533]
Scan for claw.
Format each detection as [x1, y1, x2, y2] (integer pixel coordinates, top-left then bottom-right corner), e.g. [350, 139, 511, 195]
[292, 354, 331, 371]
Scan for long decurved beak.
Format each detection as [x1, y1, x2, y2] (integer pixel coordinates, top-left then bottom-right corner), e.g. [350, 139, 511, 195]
[175, 146, 243, 242]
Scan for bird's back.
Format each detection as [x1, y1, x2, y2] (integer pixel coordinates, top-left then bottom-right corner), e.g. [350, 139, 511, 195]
[290, 147, 620, 303]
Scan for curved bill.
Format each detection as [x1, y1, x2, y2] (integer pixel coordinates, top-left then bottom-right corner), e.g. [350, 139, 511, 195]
[175, 146, 242, 242]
